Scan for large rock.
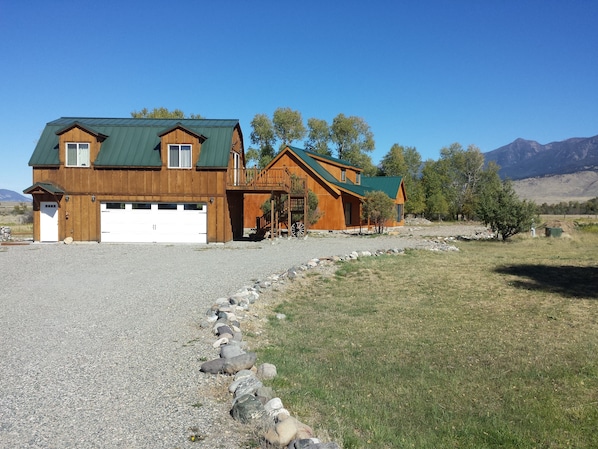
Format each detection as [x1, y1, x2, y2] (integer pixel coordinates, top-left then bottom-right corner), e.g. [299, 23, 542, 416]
[230, 394, 270, 425]
[220, 343, 244, 359]
[264, 416, 313, 447]
[257, 363, 277, 380]
[233, 376, 263, 398]
[215, 325, 233, 337]
[199, 358, 226, 374]
[223, 352, 257, 374]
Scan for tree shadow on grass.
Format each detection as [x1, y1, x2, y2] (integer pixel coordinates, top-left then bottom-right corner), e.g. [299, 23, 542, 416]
[495, 264, 598, 299]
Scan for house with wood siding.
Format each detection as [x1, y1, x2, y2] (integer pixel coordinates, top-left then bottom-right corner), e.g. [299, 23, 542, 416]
[243, 146, 406, 232]
[25, 118, 405, 243]
[25, 117, 248, 243]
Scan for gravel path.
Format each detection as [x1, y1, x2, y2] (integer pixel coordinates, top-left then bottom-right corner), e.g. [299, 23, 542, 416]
[0, 225, 485, 448]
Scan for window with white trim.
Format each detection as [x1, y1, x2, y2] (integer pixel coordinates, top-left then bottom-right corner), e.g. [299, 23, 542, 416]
[341, 169, 346, 182]
[66, 142, 90, 167]
[356, 172, 361, 185]
[168, 144, 192, 168]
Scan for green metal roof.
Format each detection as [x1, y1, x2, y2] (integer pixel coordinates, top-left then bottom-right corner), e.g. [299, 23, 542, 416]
[23, 182, 65, 195]
[298, 147, 357, 168]
[286, 146, 402, 199]
[29, 117, 241, 168]
[360, 176, 404, 199]
[288, 146, 342, 186]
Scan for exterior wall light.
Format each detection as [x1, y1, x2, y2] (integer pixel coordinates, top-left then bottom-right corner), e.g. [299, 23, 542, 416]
[91, 195, 96, 202]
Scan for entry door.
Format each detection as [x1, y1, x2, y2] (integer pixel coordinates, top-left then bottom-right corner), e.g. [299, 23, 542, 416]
[344, 202, 352, 226]
[40, 202, 59, 241]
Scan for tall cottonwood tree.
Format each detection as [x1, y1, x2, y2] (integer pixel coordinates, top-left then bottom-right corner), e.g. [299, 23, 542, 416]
[272, 107, 306, 150]
[249, 109, 378, 174]
[421, 159, 451, 220]
[247, 114, 276, 168]
[380, 144, 426, 215]
[305, 118, 331, 155]
[380, 143, 408, 176]
[437, 143, 486, 219]
[330, 114, 376, 173]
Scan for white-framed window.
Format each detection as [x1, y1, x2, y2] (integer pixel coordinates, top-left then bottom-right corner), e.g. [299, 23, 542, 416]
[168, 144, 192, 168]
[66, 142, 90, 167]
[341, 169, 346, 182]
[231, 151, 240, 185]
[356, 172, 361, 185]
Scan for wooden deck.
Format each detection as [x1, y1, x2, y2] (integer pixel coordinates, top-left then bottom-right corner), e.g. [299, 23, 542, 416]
[226, 168, 291, 193]
[227, 167, 309, 238]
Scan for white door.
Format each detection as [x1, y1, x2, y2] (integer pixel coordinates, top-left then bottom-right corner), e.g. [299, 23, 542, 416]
[40, 202, 59, 241]
[100, 203, 207, 243]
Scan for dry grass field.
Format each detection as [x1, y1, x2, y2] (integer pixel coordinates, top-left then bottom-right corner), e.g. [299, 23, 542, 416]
[0, 201, 33, 239]
[513, 170, 598, 204]
[250, 225, 598, 448]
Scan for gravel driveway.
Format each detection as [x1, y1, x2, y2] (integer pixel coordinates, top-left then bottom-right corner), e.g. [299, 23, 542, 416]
[0, 226, 484, 448]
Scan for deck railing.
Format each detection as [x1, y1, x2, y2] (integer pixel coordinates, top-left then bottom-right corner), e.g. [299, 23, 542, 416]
[227, 167, 292, 191]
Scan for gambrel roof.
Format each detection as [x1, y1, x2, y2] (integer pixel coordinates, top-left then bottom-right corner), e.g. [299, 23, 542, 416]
[29, 117, 242, 168]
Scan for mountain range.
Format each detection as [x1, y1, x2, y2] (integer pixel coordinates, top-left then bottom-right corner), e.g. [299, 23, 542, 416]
[484, 135, 598, 180]
[483, 134, 598, 204]
[0, 189, 31, 202]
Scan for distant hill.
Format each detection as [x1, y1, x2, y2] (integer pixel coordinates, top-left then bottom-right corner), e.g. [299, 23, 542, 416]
[0, 189, 32, 202]
[512, 171, 598, 205]
[484, 135, 598, 180]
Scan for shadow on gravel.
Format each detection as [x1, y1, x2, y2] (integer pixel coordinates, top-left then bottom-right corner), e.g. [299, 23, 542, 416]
[495, 264, 598, 299]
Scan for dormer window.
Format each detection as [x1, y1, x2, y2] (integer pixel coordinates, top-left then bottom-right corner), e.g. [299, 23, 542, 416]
[66, 142, 90, 167]
[168, 144, 192, 168]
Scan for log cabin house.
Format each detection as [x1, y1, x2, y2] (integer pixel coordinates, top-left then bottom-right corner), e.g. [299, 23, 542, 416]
[25, 118, 405, 243]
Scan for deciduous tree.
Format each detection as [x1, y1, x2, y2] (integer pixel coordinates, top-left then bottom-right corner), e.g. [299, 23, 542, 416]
[438, 143, 485, 219]
[330, 114, 375, 167]
[361, 190, 396, 233]
[380, 144, 408, 176]
[381, 144, 425, 215]
[272, 107, 306, 150]
[305, 118, 331, 156]
[476, 177, 537, 241]
[248, 114, 276, 168]
[421, 159, 450, 220]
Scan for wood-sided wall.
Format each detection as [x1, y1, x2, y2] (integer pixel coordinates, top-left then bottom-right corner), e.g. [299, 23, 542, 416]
[31, 168, 234, 243]
[30, 125, 240, 243]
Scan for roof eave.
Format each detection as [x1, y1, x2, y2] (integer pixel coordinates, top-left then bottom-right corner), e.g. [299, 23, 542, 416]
[283, 147, 342, 195]
[55, 121, 108, 141]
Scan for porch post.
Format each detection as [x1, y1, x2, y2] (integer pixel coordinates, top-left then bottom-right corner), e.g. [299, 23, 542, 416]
[270, 195, 274, 241]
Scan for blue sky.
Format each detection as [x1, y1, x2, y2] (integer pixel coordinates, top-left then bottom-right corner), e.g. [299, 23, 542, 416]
[1, 0, 596, 193]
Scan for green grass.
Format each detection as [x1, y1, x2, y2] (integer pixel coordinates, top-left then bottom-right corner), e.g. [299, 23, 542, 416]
[576, 222, 598, 233]
[253, 233, 598, 448]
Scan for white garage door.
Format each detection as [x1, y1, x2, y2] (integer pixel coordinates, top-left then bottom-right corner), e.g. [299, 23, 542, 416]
[100, 202, 207, 243]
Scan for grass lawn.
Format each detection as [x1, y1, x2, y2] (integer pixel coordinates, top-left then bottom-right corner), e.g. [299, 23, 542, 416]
[252, 231, 598, 448]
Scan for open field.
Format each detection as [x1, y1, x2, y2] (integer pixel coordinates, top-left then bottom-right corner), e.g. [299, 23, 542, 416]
[0, 201, 33, 239]
[251, 229, 598, 448]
